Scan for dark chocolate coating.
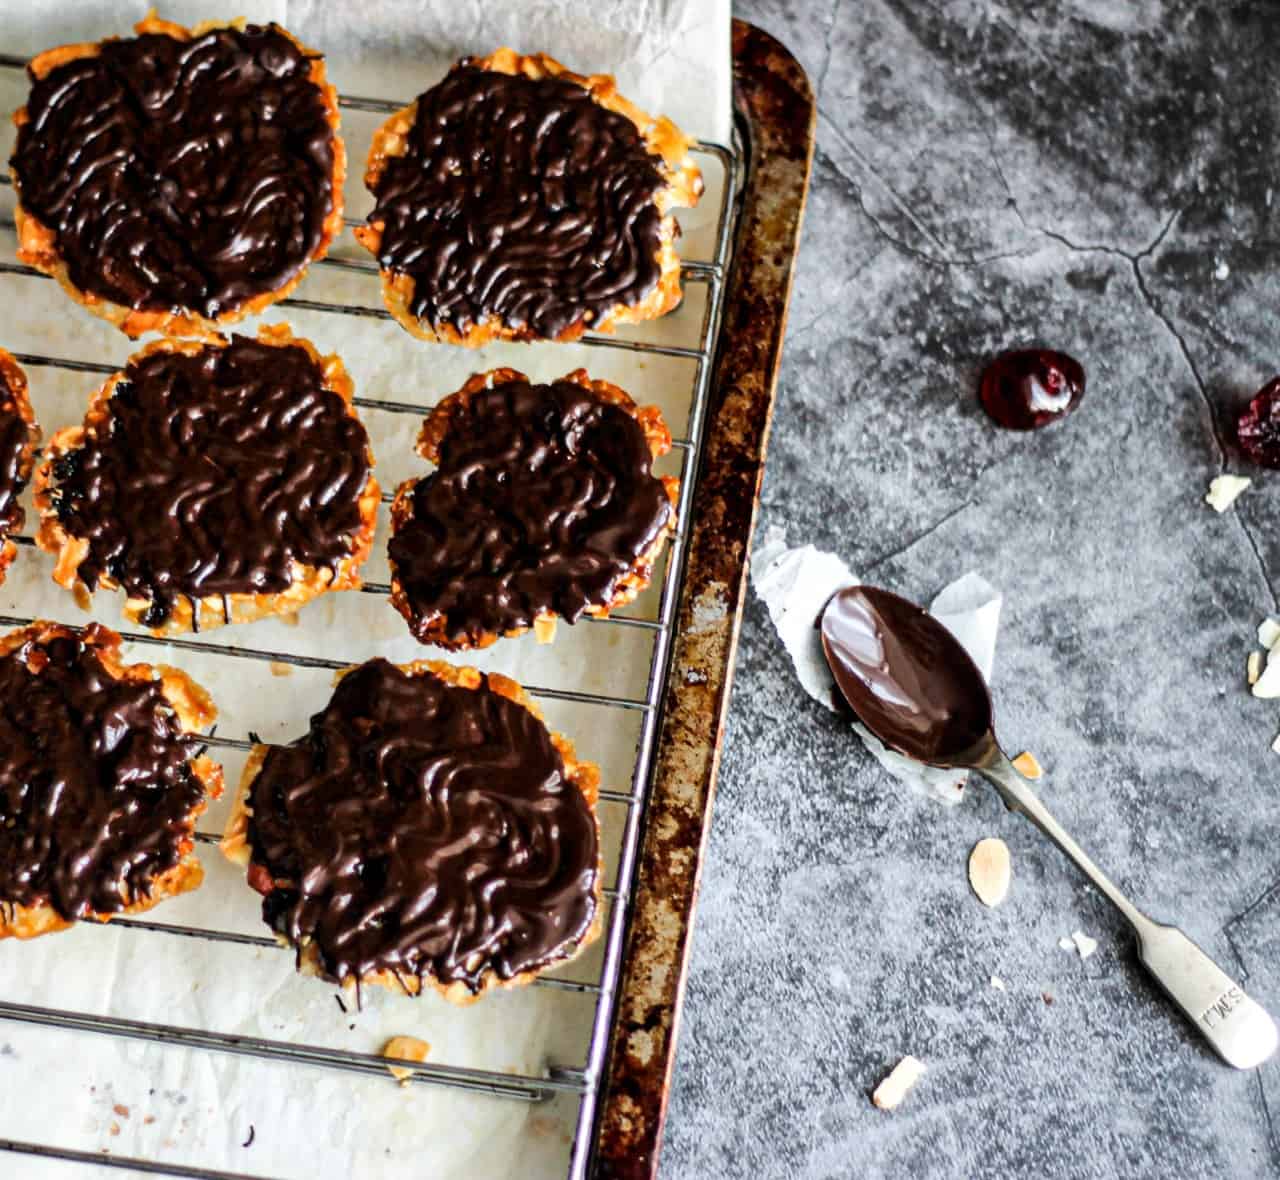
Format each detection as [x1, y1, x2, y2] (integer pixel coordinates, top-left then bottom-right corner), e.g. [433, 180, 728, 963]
[246, 658, 599, 992]
[367, 62, 666, 339]
[0, 627, 203, 920]
[49, 336, 371, 626]
[0, 368, 28, 541]
[820, 586, 992, 766]
[389, 378, 671, 645]
[11, 24, 336, 318]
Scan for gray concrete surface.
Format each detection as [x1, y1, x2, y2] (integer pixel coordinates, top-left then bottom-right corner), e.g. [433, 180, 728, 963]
[660, 3, 1280, 1177]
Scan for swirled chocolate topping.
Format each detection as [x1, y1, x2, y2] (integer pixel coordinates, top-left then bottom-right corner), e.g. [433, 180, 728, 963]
[389, 378, 671, 644]
[49, 336, 371, 626]
[0, 368, 29, 540]
[246, 659, 599, 991]
[0, 626, 203, 919]
[11, 24, 336, 317]
[368, 62, 667, 339]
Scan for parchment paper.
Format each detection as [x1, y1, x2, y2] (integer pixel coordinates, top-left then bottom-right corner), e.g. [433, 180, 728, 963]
[751, 526, 1003, 805]
[0, 3, 730, 1176]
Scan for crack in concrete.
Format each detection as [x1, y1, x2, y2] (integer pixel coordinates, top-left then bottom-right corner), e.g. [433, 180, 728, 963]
[814, 0, 844, 106]
[817, 113, 954, 257]
[859, 499, 974, 577]
[1259, 1071, 1280, 1173]
[813, 140, 1032, 269]
[1130, 254, 1280, 613]
[982, 114, 1180, 265]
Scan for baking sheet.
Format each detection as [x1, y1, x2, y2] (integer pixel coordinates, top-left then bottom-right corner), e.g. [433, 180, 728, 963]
[0, 2, 731, 1176]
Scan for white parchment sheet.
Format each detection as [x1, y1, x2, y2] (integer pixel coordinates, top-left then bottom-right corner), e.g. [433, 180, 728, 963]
[0, 2, 730, 1176]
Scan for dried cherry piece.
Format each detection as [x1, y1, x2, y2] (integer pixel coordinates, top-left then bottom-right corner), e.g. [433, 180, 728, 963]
[1237, 378, 1280, 468]
[979, 348, 1085, 431]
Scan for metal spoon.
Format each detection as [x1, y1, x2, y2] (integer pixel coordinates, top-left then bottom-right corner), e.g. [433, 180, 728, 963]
[820, 583, 1278, 1070]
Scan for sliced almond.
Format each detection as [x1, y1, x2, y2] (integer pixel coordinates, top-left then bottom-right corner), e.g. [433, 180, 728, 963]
[1252, 649, 1280, 699]
[871, 1055, 927, 1111]
[990, 975, 1006, 991]
[1011, 750, 1043, 780]
[1205, 474, 1251, 513]
[968, 837, 1011, 908]
[1271, 733, 1280, 755]
[1248, 651, 1263, 686]
[1259, 618, 1280, 650]
[1058, 936, 1075, 951]
[382, 1035, 431, 1084]
[533, 615, 557, 644]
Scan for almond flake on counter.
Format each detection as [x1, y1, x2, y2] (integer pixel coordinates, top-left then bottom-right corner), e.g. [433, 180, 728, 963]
[1071, 930, 1098, 960]
[1272, 733, 1280, 755]
[382, 1036, 432, 1084]
[1258, 618, 1280, 650]
[1248, 651, 1263, 686]
[872, 1056, 927, 1111]
[990, 975, 1006, 991]
[968, 837, 1011, 908]
[1058, 937, 1075, 951]
[1205, 474, 1252, 513]
[1252, 649, 1280, 699]
[1012, 750, 1043, 780]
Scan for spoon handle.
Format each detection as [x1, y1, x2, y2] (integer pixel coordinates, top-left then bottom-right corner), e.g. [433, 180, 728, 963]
[978, 753, 1278, 1070]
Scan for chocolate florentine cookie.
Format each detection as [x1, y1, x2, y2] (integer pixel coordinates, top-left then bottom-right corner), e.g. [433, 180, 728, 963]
[389, 367, 678, 649]
[10, 15, 345, 339]
[355, 49, 703, 345]
[0, 350, 39, 587]
[221, 658, 601, 1002]
[34, 326, 380, 634]
[0, 621, 222, 940]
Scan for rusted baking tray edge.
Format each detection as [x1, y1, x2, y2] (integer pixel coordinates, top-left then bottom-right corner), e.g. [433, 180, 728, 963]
[590, 20, 815, 1179]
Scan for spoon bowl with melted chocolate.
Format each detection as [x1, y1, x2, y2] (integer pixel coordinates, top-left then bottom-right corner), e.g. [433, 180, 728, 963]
[821, 585, 1278, 1071]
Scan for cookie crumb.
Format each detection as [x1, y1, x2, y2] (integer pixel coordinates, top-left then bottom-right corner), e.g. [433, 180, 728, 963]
[872, 1056, 927, 1111]
[112, 1104, 129, 1118]
[269, 661, 293, 677]
[1011, 750, 1043, 780]
[382, 1036, 432, 1084]
[1072, 930, 1098, 960]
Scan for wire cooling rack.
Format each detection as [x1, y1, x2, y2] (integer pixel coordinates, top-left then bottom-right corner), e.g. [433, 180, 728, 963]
[0, 57, 742, 1180]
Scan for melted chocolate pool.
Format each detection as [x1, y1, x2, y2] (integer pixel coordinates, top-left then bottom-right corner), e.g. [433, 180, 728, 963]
[820, 586, 992, 766]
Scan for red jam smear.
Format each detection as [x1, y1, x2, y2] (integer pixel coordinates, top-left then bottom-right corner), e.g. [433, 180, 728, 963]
[979, 348, 1085, 431]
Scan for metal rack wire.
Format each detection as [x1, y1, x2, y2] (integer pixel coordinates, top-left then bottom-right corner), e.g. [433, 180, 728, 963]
[0, 67, 743, 1180]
